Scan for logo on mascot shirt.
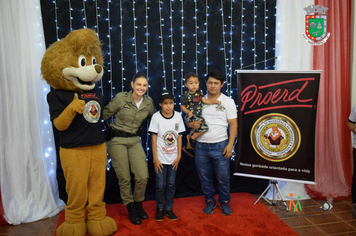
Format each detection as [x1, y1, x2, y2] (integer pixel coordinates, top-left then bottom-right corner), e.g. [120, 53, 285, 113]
[250, 113, 301, 162]
[83, 100, 101, 123]
[81, 93, 99, 100]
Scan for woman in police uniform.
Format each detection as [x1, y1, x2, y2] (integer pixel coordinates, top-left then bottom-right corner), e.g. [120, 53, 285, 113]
[103, 73, 155, 225]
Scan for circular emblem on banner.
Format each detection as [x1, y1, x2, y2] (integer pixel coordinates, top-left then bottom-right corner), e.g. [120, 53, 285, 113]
[83, 100, 101, 123]
[250, 113, 301, 162]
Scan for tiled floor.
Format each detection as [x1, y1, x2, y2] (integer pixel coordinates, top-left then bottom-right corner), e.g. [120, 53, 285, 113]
[0, 196, 354, 236]
[255, 195, 356, 236]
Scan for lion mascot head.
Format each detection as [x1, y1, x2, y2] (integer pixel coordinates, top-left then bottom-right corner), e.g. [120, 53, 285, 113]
[41, 28, 104, 91]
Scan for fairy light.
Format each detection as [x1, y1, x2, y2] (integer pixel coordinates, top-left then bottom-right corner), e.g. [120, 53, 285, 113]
[53, 0, 59, 41]
[264, 0, 267, 69]
[274, 5, 276, 69]
[145, 0, 150, 160]
[133, 0, 138, 73]
[36, 0, 56, 173]
[159, 0, 167, 89]
[240, 1, 244, 69]
[253, 0, 256, 69]
[95, 0, 100, 34]
[221, 0, 228, 90]
[180, 0, 184, 95]
[69, 0, 73, 31]
[94, 0, 104, 94]
[170, 0, 175, 94]
[145, 0, 149, 87]
[120, 0, 124, 91]
[205, 1, 209, 76]
[228, 0, 233, 97]
[230, 0, 236, 159]
[194, 0, 198, 74]
[82, 0, 87, 27]
[106, 0, 113, 99]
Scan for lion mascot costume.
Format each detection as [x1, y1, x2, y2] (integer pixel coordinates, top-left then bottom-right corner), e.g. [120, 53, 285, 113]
[41, 28, 117, 236]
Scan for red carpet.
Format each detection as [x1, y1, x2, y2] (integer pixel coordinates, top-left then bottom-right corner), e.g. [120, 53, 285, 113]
[55, 192, 297, 236]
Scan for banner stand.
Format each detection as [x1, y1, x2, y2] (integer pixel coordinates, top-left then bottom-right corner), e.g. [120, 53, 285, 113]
[254, 180, 289, 211]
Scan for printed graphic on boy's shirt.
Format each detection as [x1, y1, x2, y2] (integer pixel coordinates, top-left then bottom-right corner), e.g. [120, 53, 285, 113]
[162, 131, 178, 154]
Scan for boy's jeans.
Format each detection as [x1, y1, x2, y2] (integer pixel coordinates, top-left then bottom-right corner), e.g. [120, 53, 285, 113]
[155, 164, 177, 210]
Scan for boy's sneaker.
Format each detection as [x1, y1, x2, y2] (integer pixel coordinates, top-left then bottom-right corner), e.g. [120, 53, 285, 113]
[204, 200, 216, 214]
[220, 201, 232, 216]
[155, 209, 164, 221]
[165, 209, 178, 221]
[183, 146, 195, 157]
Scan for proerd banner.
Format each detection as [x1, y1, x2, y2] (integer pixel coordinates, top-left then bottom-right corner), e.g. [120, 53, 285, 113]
[234, 71, 320, 184]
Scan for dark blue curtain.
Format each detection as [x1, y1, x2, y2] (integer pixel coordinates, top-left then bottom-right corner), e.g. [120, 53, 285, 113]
[40, 0, 275, 204]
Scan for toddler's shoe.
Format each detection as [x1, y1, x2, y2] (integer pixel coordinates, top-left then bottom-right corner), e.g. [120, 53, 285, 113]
[165, 209, 177, 221]
[204, 200, 216, 214]
[220, 201, 232, 216]
[189, 136, 196, 149]
[155, 209, 164, 221]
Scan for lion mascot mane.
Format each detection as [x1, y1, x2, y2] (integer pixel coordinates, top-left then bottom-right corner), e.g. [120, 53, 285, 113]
[41, 28, 117, 236]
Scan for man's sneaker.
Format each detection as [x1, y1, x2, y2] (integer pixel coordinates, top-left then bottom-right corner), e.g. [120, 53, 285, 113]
[204, 200, 216, 214]
[155, 209, 164, 221]
[220, 201, 232, 216]
[165, 209, 178, 220]
[183, 146, 195, 157]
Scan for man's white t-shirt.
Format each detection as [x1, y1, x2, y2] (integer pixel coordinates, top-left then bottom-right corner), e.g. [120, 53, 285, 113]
[349, 103, 356, 148]
[197, 93, 237, 143]
[148, 111, 186, 164]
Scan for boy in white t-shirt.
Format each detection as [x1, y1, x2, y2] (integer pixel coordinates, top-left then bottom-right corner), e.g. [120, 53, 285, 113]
[148, 90, 186, 221]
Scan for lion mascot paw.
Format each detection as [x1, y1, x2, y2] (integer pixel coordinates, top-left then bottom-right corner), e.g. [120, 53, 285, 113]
[41, 28, 117, 236]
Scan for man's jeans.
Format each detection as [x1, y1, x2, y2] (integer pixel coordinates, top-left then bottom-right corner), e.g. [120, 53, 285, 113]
[195, 140, 231, 204]
[155, 164, 177, 210]
[352, 148, 356, 203]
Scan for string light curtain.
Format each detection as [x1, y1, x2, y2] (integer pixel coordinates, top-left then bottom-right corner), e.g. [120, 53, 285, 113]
[41, 0, 276, 105]
[40, 0, 276, 202]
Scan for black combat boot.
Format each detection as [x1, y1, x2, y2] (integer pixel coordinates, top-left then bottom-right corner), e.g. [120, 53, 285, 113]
[126, 202, 141, 225]
[135, 201, 149, 219]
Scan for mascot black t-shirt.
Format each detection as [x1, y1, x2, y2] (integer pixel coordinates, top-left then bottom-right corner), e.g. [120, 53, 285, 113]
[47, 89, 105, 148]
